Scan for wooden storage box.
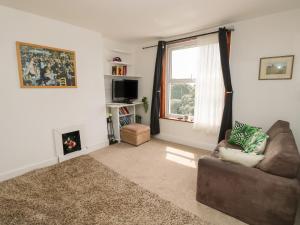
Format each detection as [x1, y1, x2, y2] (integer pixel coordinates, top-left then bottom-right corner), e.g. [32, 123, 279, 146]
[120, 123, 150, 146]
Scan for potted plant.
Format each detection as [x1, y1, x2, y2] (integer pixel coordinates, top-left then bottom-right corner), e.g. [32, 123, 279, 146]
[142, 97, 149, 113]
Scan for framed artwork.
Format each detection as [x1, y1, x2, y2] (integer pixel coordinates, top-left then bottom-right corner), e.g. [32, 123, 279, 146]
[259, 55, 294, 80]
[54, 125, 86, 162]
[16, 41, 77, 88]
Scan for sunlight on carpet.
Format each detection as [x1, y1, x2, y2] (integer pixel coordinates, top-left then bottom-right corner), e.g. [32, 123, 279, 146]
[165, 146, 197, 168]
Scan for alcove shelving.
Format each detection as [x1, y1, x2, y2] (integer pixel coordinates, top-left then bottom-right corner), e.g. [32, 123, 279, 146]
[104, 48, 143, 143]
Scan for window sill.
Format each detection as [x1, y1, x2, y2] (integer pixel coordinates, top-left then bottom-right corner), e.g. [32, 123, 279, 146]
[160, 117, 193, 123]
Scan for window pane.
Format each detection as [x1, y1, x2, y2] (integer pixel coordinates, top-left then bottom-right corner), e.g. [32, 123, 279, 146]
[171, 47, 199, 80]
[169, 83, 195, 116]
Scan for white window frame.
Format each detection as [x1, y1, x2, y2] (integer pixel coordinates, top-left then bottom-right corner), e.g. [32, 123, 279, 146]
[165, 40, 197, 120]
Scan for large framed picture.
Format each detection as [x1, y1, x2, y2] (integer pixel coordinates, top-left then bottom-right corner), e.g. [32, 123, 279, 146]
[259, 55, 294, 80]
[16, 41, 77, 88]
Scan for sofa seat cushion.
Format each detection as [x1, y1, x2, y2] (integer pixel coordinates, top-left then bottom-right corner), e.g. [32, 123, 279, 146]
[257, 132, 300, 178]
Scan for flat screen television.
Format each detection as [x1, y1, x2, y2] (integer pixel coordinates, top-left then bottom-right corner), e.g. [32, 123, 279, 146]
[112, 79, 138, 103]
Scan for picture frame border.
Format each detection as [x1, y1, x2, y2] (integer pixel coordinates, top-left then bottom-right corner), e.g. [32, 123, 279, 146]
[54, 125, 87, 163]
[16, 41, 78, 88]
[258, 55, 294, 80]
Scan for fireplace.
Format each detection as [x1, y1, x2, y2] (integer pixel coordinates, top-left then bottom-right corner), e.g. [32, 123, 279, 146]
[54, 125, 86, 162]
[62, 130, 82, 155]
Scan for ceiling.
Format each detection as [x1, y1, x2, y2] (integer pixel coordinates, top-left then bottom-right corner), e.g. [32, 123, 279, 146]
[0, 0, 299, 42]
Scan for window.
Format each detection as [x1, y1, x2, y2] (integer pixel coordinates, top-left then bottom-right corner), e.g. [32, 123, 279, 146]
[165, 42, 199, 121]
[163, 34, 225, 132]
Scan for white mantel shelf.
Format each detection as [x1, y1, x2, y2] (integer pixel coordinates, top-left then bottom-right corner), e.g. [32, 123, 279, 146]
[104, 74, 142, 78]
[109, 61, 130, 66]
[111, 49, 132, 55]
[106, 102, 143, 108]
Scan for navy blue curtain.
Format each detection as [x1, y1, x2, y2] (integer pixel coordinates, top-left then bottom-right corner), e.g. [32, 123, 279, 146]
[218, 28, 233, 142]
[150, 41, 166, 135]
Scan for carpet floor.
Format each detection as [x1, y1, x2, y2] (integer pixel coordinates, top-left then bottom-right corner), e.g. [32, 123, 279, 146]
[90, 139, 247, 225]
[0, 155, 210, 225]
[90, 139, 300, 225]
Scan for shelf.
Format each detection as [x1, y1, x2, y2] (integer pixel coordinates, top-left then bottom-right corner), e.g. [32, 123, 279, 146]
[111, 49, 132, 55]
[106, 102, 143, 108]
[104, 74, 142, 79]
[119, 113, 134, 118]
[109, 61, 130, 66]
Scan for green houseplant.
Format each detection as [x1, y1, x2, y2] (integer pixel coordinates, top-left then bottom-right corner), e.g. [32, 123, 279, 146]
[142, 97, 149, 113]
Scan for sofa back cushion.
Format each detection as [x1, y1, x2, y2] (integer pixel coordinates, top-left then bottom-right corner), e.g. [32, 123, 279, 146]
[266, 120, 290, 139]
[257, 131, 300, 178]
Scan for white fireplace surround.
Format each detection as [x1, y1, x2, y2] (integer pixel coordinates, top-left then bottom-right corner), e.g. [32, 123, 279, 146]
[54, 125, 87, 162]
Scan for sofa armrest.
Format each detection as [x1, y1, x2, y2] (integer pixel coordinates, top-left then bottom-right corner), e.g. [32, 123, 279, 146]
[225, 129, 232, 141]
[197, 156, 299, 225]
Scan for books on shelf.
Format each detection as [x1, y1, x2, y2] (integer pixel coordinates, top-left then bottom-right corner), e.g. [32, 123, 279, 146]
[119, 107, 130, 115]
[119, 107, 132, 127]
[119, 116, 132, 127]
[112, 65, 127, 76]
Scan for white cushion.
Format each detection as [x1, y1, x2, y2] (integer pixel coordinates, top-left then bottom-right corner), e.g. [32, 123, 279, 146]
[254, 138, 267, 154]
[219, 147, 265, 167]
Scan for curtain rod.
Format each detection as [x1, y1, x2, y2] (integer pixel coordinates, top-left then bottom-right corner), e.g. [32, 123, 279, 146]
[142, 28, 234, 50]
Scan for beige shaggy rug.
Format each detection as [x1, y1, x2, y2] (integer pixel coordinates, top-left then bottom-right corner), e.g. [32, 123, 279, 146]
[0, 155, 210, 225]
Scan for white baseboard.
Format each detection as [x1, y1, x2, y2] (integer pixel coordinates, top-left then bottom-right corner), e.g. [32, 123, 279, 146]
[58, 140, 109, 162]
[0, 157, 58, 182]
[0, 141, 109, 182]
[156, 133, 216, 151]
[86, 140, 109, 154]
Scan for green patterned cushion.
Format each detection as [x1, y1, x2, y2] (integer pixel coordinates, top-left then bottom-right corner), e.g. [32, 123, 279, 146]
[243, 130, 269, 153]
[228, 121, 260, 149]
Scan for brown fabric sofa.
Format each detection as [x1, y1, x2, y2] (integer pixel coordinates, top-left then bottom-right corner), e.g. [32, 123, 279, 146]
[196, 120, 300, 225]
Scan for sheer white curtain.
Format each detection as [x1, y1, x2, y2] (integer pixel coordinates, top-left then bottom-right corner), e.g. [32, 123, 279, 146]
[193, 35, 225, 134]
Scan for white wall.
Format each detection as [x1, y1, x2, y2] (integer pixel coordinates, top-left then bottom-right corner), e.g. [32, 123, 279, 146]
[231, 9, 300, 148]
[134, 46, 156, 125]
[135, 9, 300, 150]
[0, 6, 108, 181]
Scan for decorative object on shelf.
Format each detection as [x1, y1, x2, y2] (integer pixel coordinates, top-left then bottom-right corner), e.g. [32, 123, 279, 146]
[259, 55, 294, 80]
[112, 56, 122, 62]
[16, 42, 77, 88]
[107, 114, 118, 145]
[54, 125, 86, 162]
[142, 97, 149, 113]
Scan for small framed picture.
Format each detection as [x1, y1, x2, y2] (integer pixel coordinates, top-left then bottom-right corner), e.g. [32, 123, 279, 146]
[54, 125, 87, 162]
[259, 55, 294, 80]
